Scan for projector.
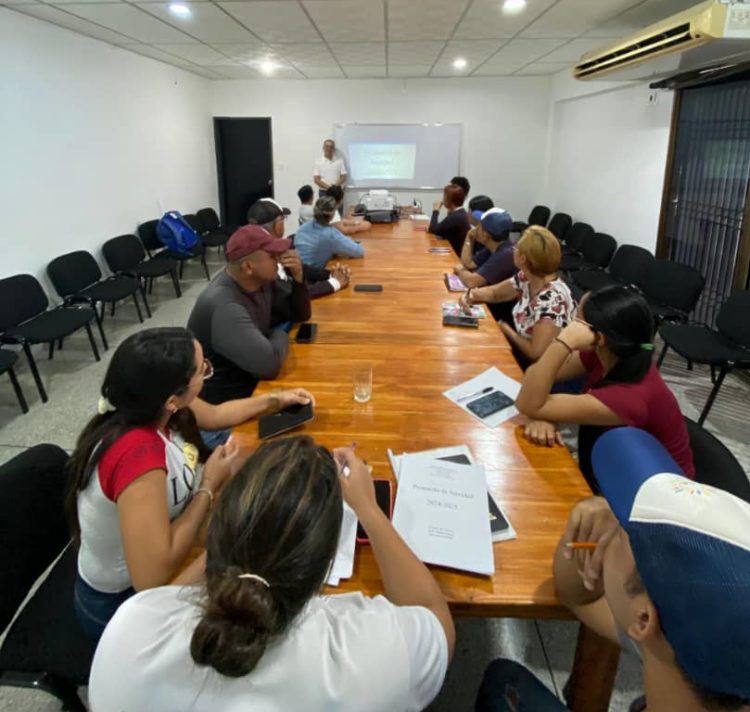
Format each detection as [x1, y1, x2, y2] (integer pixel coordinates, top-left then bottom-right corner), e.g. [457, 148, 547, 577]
[360, 190, 398, 223]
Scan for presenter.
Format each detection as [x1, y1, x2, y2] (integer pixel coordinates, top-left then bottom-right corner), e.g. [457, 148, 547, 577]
[313, 139, 347, 197]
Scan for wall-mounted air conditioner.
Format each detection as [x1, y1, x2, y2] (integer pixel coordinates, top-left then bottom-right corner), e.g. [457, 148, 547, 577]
[574, 0, 750, 81]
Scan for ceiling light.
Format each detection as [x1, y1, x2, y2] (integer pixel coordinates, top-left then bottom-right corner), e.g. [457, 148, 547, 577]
[168, 2, 192, 17]
[502, 0, 527, 15]
[259, 59, 276, 75]
[452, 57, 468, 70]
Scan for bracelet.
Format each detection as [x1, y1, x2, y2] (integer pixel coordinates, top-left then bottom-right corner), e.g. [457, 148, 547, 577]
[554, 337, 573, 354]
[194, 487, 214, 510]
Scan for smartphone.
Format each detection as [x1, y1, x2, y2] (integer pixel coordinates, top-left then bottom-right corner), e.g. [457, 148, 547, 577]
[356, 480, 393, 543]
[466, 390, 514, 419]
[443, 314, 479, 328]
[354, 284, 383, 292]
[258, 402, 314, 439]
[295, 322, 317, 343]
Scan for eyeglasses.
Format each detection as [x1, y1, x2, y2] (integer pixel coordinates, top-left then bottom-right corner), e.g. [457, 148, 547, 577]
[190, 359, 213, 385]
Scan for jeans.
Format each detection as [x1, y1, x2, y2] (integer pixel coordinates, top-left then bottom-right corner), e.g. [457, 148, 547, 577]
[475, 659, 566, 712]
[199, 427, 232, 450]
[74, 574, 134, 641]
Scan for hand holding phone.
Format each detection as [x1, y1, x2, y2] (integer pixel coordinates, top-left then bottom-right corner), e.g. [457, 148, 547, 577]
[335, 448, 376, 517]
[357, 480, 393, 543]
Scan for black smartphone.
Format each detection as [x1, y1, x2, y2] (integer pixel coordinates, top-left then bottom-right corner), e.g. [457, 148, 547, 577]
[466, 390, 514, 419]
[354, 284, 383, 292]
[356, 480, 393, 543]
[295, 322, 317, 343]
[443, 314, 479, 328]
[258, 402, 314, 439]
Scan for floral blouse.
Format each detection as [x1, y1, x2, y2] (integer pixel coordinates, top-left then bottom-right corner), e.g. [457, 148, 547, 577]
[511, 270, 575, 339]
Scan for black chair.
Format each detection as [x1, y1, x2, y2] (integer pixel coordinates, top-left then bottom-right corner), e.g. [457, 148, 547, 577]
[138, 218, 210, 282]
[573, 244, 654, 293]
[0, 275, 100, 403]
[196, 207, 235, 256]
[642, 260, 705, 324]
[658, 290, 750, 424]
[561, 221, 594, 257]
[0, 349, 28, 413]
[547, 212, 572, 242]
[512, 205, 550, 233]
[0, 444, 95, 712]
[103, 234, 181, 299]
[560, 232, 617, 274]
[48, 250, 147, 351]
[686, 417, 750, 502]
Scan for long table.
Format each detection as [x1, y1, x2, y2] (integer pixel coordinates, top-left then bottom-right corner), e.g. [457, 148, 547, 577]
[230, 219, 620, 709]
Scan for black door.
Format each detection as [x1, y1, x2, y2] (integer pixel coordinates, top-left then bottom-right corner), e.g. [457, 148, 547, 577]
[214, 117, 273, 227]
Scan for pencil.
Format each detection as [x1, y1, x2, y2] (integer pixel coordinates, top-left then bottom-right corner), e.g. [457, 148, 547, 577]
[565, 542, 598, 551]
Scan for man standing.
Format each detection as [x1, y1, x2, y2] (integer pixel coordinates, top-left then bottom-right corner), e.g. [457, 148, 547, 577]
[314, 139, 347, 197]
[187, 219, 311, 405]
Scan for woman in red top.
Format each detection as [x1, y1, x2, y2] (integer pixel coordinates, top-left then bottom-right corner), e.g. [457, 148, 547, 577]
[515, 285, 694, 490]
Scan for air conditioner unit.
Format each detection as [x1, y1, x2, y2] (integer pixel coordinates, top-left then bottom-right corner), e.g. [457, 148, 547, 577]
[574, 0, 750, 82]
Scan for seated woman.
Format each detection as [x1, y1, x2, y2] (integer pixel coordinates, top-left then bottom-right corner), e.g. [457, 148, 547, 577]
[325, 185, 371, 234]
[66, 327, 314, 640]
[454, 208, 515, 289]
[515, 285, 695, 488]
[461, 226, 575, 366]
[88, 437, 455, 711]
[429, 183, 470, 256]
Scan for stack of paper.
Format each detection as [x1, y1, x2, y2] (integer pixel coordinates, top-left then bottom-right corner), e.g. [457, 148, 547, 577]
[392, 453, 495, 576]
[443, 367, 521, 428]
[442, 303, 487, 319]
[326, 503, 357, 587]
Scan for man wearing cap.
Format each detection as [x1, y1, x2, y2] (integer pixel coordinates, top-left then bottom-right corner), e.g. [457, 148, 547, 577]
[454, 207, 515, 290]
[314, 139, 347, 197]
[476, 427, 750, 712]
[293, 196, 364, 270]
[187, 216, 311, 405]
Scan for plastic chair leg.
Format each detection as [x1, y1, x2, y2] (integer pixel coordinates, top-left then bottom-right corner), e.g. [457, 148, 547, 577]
[7, 367, 29, 413]
[22, 342, 47, 403]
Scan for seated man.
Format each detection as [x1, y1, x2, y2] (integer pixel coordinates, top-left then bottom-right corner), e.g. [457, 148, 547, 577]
[298, 184, 314, 225]
[294, 196, 364, 269]
[187, 221, 311, 404]
[325, 185, 371, 235]
[476, 427, 750, 712]
[454, 208, 514, 289]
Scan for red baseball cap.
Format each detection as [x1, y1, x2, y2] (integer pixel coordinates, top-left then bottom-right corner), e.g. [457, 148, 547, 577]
[226, 225, 291, 262]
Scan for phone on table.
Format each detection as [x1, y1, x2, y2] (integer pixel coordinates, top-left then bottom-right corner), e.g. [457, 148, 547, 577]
[356, 479, 393, 543]
[295, 322, 317, 343]
[258, 402, 314, 439]
[465, 390, 514, 419]
[443, 314, 479, 328]
[354, 284, 383, 292]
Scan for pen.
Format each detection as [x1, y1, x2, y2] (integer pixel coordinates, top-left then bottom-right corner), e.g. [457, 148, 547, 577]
[339, 442, 357, 478]
[458, 386, 493, 403]
[565, 542, 598, 551]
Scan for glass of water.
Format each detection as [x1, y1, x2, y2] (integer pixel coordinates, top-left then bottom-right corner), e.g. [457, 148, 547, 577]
[353, 364, 373, 403]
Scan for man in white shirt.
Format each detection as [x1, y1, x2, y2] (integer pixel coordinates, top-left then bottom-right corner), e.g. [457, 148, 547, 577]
[314, 139, 347, 196]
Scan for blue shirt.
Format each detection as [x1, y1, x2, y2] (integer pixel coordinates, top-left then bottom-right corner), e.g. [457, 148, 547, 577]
[293, 221, 364, 269]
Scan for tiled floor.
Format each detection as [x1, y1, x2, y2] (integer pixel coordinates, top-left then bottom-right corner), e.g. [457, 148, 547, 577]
[0, 252, 746, 711]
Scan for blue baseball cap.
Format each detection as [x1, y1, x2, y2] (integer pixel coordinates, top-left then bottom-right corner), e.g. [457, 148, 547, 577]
[470, 207, 512, 240]
[593, 428, 750, 699]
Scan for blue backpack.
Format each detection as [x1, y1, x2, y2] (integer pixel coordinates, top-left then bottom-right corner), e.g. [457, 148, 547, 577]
[156, 211, 199, 254]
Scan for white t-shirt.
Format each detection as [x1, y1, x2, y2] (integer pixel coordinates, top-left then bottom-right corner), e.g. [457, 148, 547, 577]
[299, 204, 314, 224]
[89, 587, 448, 712]
[314, 156, 347, 186]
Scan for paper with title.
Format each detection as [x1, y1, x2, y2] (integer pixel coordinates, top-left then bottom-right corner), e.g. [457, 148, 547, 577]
[393, 454, 494, 576]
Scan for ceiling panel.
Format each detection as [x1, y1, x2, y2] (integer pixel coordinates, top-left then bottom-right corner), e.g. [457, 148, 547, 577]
[482, 37, 566, 65]
[60, 3, 195, 43]
[473, 61, 526, 76]
[431, 39, 503, 76]
[303, 0, 385, 42]
[520, 0, 641, 38]
[204, 64, 262, 79]
[329, 41, 385, 66]
[454, 0, 558, 40]
[303, 65, 345, 78]
[218, 1, 320, 43]
[269, 41, 337, 66]
[121, 42, 194, 65]
[388, 40, 444, 66]
[152, 42, 235, 64]
[387, 0, 469, 41]
[515, 61, 572, 75]
[10, 3, 137, 42]
[209, 41, 265, 59]
[539, 37, 613, 63]
[1, 0, 40, 5]
[135, 2, 255, 43]
[388, 64, 433, 77]
[343, 65, 386, 78]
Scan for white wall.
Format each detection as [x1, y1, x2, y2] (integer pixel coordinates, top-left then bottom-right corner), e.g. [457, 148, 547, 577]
[545, 73, 674, 252]
[0, 9, 217, 287]
[210, 77, 553, 223]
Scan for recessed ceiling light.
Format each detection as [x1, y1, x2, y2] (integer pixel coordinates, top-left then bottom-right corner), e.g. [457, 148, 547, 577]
[259, 59, 276, 75]
[168, 2, 192, 17]
[502, 0, 527, 15]
[452, 57, 468, 70]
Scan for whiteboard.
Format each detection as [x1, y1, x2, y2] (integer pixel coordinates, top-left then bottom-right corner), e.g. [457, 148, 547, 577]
[333, 123, 462, 190]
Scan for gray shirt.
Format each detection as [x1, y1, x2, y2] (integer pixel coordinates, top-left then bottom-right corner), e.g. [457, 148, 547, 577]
[187, 271, 311, 403]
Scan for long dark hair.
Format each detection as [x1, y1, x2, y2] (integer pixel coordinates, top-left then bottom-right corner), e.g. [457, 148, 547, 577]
[65, 327, 210, 538]
[582, 285, 655, 386]
[190, 435, 342, 678]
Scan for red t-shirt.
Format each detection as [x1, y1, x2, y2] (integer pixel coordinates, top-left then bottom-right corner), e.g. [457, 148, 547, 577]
[98, 427, 168, 501]
[580, 350, 695, 478]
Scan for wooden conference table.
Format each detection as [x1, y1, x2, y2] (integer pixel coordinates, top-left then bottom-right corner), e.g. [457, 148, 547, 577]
[229, 219, 620, 710]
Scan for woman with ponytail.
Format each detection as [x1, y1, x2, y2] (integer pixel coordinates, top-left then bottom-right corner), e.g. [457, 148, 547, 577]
[68, 327, 313, 640]
[515, 285, 694, 488]
[89, 436, 454, 712]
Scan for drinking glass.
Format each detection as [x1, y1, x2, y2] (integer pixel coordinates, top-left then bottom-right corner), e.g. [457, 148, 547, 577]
[353, 365, 373, 403]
